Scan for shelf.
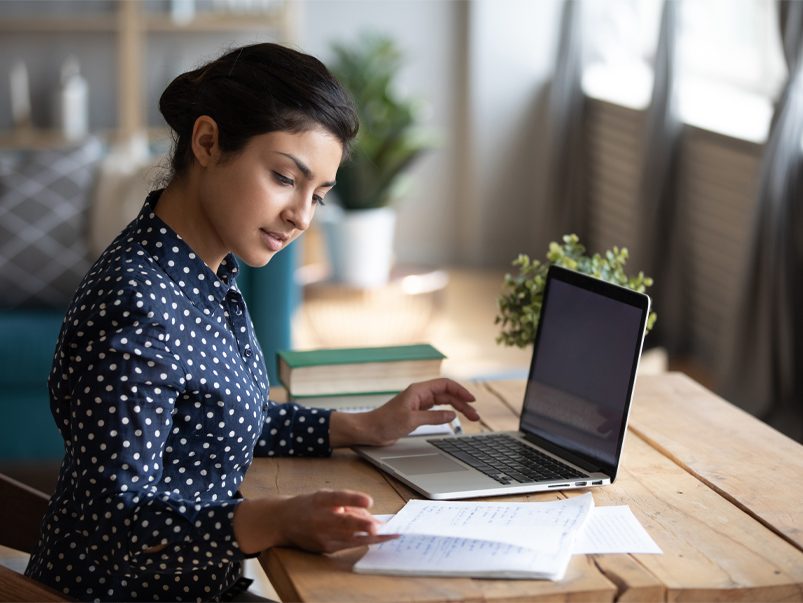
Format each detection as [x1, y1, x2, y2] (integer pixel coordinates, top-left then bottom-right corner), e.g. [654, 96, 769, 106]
[145, 12, 286, 32]
[0, 11, 285, 34]
[0, 129, 102, 150]
[0, 127, 173, 150]
[0, 16, 117, 32]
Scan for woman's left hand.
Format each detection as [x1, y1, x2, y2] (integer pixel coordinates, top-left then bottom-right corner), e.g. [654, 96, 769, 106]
[329, 378, 480, 447]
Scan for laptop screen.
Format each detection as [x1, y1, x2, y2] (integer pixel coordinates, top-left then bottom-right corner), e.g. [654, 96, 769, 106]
[520, 266, 649, 477]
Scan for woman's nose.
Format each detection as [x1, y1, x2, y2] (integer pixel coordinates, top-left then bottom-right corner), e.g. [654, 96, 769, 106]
[284, 195, 313, 231]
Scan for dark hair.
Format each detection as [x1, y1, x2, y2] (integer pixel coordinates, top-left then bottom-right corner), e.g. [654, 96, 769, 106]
[159, 43, 359, 178]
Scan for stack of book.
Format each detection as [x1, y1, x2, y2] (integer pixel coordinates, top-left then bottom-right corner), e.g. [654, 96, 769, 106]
[276, 343, 446, 411]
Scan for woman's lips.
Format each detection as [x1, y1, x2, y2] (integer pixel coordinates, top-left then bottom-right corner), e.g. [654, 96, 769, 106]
[260, 229, 287, 252]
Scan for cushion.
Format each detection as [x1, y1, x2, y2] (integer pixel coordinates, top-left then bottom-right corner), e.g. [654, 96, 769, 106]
[0, 137, 103, 308]
[89, 133, 165, 258]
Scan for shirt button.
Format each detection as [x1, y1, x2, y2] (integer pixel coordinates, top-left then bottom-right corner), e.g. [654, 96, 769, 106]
[235, 305, 243, 316]
[244, 347, 253, 358]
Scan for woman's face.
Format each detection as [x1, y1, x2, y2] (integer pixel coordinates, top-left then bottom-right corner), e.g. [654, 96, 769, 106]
[197, 126, 343, 268]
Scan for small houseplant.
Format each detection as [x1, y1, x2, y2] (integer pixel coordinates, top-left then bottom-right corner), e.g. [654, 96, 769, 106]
[495, 234, 657, 348]
[322, 33, 433, 287]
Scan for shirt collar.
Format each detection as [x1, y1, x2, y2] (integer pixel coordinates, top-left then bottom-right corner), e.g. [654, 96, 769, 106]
[133, 190, 240, 310]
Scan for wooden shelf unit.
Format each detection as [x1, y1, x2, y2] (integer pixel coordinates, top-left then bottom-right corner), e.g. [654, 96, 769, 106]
[1, 0, 296, 144]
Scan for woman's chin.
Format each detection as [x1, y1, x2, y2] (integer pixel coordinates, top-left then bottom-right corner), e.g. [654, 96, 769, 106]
[237, 249, 275, 268]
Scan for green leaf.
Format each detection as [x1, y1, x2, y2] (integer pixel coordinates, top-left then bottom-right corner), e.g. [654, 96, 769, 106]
[495, 234, 657, 348]
[329, 33, 436, 210]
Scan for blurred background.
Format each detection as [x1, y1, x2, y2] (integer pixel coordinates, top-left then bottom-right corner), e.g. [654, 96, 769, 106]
[0, 0, 800, 494]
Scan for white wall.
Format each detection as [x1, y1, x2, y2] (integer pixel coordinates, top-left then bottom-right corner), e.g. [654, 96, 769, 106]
[298, 0, 465, 267]
[460, 0, 563, 266]
[299, 0, 564, 268]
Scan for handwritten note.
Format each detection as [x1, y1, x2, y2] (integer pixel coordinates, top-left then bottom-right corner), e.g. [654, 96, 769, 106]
[572, 505, 662, 554]
[373, 501, 662, 557]
[355, 493, 594, 580]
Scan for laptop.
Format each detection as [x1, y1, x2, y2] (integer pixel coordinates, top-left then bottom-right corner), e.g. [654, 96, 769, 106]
[353, 264, 651, 500]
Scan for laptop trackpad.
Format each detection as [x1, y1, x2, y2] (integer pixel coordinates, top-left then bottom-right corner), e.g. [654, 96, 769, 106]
[384, 454, 470, 475]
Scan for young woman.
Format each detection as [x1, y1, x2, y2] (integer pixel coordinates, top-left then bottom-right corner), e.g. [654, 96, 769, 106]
[25, 43, 479, 602]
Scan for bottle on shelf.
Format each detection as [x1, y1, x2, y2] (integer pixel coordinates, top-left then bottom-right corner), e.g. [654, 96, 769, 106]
[55, 56, 89, 142]
[171, 0, 196, 24]
[10, 61, 32, 131]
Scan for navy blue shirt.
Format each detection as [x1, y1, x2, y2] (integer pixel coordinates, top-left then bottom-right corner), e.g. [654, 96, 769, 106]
[26, 191, 333, 602]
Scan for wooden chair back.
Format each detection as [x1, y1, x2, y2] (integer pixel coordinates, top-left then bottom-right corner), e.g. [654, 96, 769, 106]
[0, 472, 50, 553]
[0, 472, 71, 601]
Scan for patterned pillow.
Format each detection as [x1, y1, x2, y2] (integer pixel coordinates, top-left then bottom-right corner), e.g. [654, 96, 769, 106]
[0, 137, 103, 309]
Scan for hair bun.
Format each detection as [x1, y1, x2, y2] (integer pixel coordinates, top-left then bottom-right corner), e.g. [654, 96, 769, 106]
[159, 70, 201, 134]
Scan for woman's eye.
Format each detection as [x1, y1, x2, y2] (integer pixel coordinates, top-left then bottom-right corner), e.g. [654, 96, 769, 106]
[313, 195, 326, 207]
[273, 172, 294, 186]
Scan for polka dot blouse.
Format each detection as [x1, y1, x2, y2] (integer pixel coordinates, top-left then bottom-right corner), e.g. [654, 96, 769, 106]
[25, 190, 333, 602]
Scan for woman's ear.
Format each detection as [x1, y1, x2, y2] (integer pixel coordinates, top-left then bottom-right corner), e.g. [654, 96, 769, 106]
[191, 115, 220, 168]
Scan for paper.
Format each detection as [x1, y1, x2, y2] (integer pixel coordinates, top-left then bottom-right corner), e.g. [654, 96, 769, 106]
[355, 493, 594, 580]
[407, 421, 457, 437]
[372, 502, 662, 557]
[339, 406, 456, 437]
[572, 505, 662, 554]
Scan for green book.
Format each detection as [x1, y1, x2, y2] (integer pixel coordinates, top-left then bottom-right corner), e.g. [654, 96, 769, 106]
[277, 344, 445, 397]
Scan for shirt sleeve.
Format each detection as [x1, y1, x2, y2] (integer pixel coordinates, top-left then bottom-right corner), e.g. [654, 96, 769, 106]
[62, 295, 249, 575]
[253, 401, 333, 457]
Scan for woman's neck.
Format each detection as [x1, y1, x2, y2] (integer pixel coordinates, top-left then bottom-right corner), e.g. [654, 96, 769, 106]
[154, 178, 227, 274]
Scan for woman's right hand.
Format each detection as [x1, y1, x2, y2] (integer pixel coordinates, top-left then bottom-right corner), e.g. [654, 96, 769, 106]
[233, 489, 397, 555]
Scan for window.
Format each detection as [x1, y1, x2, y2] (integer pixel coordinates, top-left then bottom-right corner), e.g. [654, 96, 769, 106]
[677, 0, 786, 142]
[581, 0, 662, 110]
[581, 0, 787, 142]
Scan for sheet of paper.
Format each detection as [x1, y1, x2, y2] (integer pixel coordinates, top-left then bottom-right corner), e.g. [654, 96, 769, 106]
[338, 406, 454, 436]
[376, 494, 591, 552]
[372, 502, 662, 557]
[355, 493, 594, 579]
[355, 533, 571, 578]
[381, 522, 565, 553]
[572, 505, 662, 554]
[407, 422, 454, 436]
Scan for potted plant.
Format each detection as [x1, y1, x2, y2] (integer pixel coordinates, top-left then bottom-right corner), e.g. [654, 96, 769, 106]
[322, 32, 434, 287]
[495, 234, 657, 348]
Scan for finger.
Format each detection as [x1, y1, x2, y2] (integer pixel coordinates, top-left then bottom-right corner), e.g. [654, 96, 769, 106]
[429, 394, 481, 421]
[316, 490, 374, 510]
[425, 378, 476, 401]
[355, 533, 400, 545]
[446, 398, 481, 421]
[412, 409, 457, 427]
[410, 378, 477, 407]
[323, 533, 399, 554]
[342, 505, 378, 521]
[421, 395, 480, 421]
[341, 532, 400, 547]
[334, 508, 384, 534]
[408, 395, 480, 423]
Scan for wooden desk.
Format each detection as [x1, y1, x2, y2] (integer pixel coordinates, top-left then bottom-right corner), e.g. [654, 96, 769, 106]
[241, 373, 803, 602]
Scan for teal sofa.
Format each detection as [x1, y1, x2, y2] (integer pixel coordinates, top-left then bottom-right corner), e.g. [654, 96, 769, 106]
[0, 243, 299, 460]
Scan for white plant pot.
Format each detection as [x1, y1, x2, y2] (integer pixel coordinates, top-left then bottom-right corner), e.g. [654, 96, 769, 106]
[320, 206, 397, 288]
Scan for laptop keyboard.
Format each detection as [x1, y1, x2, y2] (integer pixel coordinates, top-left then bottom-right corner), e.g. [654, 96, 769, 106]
[428, 434, 587, 485]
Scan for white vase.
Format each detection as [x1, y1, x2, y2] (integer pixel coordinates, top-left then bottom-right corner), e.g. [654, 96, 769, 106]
[320, 205, 397, 288]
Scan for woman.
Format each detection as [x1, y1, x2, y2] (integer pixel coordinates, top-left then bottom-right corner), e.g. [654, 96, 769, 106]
[25, 43, 479, 602]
